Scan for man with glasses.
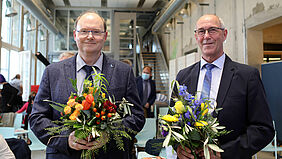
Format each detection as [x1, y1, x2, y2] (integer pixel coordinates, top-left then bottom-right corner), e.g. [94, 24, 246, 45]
[29, 11, 145, 159]
[173, 14, 274, 159]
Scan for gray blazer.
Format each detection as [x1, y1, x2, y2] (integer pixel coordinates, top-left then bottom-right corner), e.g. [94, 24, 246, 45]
[29, 54, 145, 159]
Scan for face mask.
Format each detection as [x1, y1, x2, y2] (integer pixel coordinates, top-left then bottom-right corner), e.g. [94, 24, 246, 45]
[0, 84, 3, 89]
[142, 73, 150, 80]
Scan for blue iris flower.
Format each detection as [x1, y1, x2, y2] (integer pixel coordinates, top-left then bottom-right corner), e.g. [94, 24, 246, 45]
[179, 85, 187, 92]
[184, 112, 190, 119]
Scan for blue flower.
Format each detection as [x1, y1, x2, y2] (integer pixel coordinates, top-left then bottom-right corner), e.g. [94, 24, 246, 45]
[184, 93, 193, 101]
[193, 99, 201, 107]
[161, 128, 169, 137]
[186, 121, 191, 126]
[179, 91, 185, 96]
[184, 112, 190, 119]
[179, 85, 187, 92]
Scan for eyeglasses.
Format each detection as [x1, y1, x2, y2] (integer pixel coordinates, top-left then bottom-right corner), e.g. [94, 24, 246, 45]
[76, 29, 106, 37]
[194, 27, 224, 36]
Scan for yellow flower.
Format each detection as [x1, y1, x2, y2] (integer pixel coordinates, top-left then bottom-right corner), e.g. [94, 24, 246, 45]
[174, 101, 185, 114]
[64, 106, 71, 114]
[83, 93, 87, 97]
[195, 121, 208, 127]
[201, 103, 205, 110]
[67, 99, 76, 107]
[88, 87, 94, 94]
[75, 104, 84, 111]
[102, 93, 105, 98]
[201, 109, 208, 116]
[162, 115, 179, 122]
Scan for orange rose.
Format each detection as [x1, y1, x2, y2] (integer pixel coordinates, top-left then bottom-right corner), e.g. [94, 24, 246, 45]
[67, 99, 76, 107]
[64, 106, 71, 114]
[75, 104, 84, 111]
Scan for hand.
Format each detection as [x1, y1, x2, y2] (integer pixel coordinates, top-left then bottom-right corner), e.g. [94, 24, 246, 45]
[68, 131, 97, 150]
[145, 103, 150, 108]
[177, 145, 194, 159]
[209, 149, 221, 159]
[197, 148, 221, 159]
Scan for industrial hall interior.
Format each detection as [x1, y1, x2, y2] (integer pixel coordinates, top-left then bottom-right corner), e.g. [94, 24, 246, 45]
[0, 0, 282, 159]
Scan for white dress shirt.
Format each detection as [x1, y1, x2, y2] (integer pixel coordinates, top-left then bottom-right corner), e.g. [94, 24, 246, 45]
[197, 53, 225, 108]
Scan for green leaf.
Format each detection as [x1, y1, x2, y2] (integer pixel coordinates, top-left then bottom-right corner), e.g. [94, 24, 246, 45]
[207, 144, 224, 152]
[189, 130, 201, 141]
[75, 129, 88, 139]
[171, 131, 185, 142]
[69, 78, 78, 92]
[163, 130, 172, 147]
[48, 103, 64, 112]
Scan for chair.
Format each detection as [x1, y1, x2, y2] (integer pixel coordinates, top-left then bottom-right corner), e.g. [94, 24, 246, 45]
[255, 121, 282, 159]
[0, 127, 17, 138]
[135, 118, 157, 148]
[28, 125, 46, 151]
[13, 113, 29, 141]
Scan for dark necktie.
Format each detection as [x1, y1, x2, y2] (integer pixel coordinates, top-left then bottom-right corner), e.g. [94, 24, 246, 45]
[82, 65, 96, 82]
[201, 63, 215, 99]
[143, 80, 149, 105]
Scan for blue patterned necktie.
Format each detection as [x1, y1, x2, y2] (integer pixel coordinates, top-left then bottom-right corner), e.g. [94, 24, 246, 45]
[201, 63, 215, 99]
[82, 65, 97, 82]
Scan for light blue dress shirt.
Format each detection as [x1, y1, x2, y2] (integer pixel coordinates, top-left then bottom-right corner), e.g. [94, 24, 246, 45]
[76, 53, 103, 94]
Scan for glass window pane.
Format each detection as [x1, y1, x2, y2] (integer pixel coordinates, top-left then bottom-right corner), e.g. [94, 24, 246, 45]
[9, 50, 21, 81]
[1, 0, 12, 43]
[55, 10, 68, 51]
[23, 13, 36, 52]
[69, 10, 83, 50]
[1, 48, 9, 80]
[11, 0, 21, 47]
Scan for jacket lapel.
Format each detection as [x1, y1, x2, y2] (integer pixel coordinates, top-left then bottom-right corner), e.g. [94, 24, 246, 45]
[189, 62, 200, 94]
[102, 54, 114, 89]
[64, 55, 77, 94]
[216, 56, 235, 109]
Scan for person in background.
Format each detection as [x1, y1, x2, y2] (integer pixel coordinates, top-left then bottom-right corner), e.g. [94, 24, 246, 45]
[173, 14, 274, 159]
[136, 66, 156, 118]
[121, 59, 133, 67]
[29, 10, 144, 159]
[10, 74, 23, 111]
[59, 52, 75, 61]
[0, 134, 15, 159]
[0, 74, 18, 113]
[16, 92, 36, 129]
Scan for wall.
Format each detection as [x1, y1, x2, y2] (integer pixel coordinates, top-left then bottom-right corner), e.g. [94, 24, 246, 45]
[164, 0, 282, 74]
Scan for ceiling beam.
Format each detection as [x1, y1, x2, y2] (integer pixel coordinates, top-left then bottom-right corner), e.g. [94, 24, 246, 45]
[137, 0, 146, 8]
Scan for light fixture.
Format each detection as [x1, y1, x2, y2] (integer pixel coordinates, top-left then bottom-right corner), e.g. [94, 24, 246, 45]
[26, 17, 35, 32]
[40, 29, 45, 41]
[5, 0, 17, 17]
[178, 3, 189, 18]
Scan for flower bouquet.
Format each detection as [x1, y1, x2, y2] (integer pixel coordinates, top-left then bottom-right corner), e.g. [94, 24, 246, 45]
[45, 68, 136, 158]
[160, 81, 229, 159]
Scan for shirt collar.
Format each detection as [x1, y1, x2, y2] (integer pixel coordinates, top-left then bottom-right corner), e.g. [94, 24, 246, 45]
[76, 53, 104, 72]
[200, 53, 225, 70]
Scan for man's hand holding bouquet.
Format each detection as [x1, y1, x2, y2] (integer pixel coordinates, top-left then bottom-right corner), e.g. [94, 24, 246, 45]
[45, 68, 136, 158]
[160, 81, 230, 159]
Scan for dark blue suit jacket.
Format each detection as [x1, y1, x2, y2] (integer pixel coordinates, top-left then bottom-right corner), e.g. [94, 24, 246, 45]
[136, 76, 156, 117]
[29, 54, 145, 159]
[172, 55, 274, 159]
